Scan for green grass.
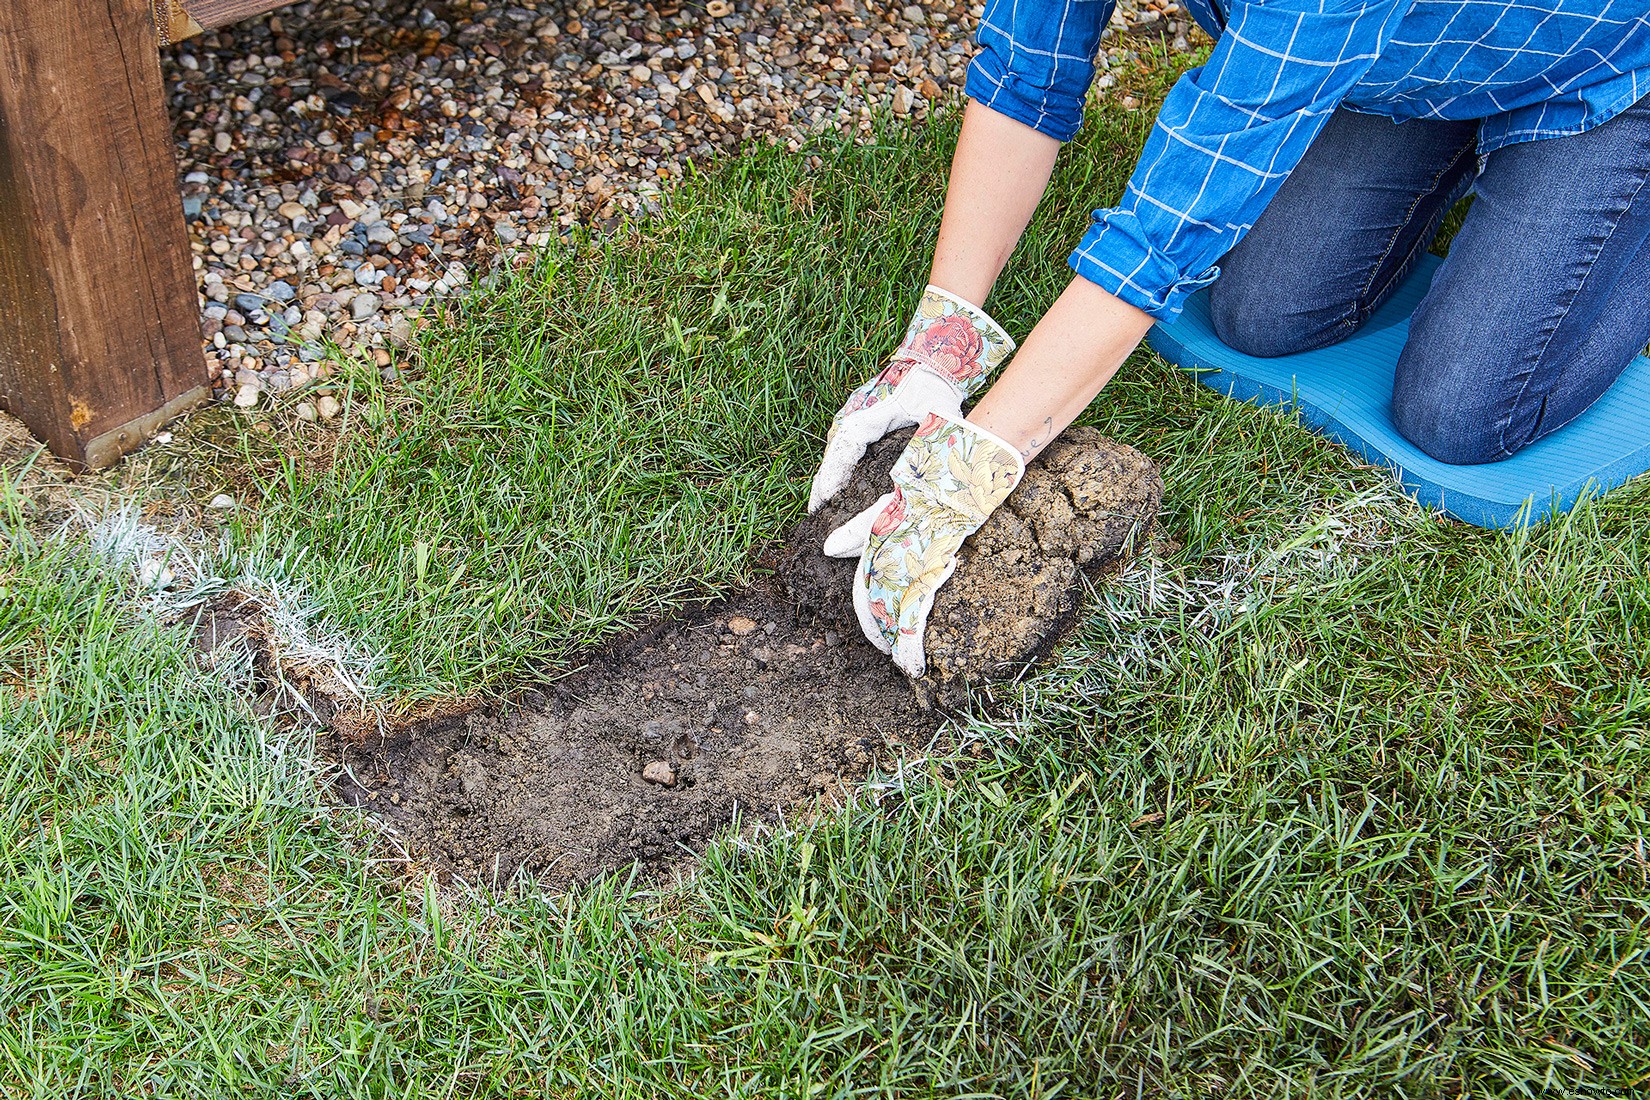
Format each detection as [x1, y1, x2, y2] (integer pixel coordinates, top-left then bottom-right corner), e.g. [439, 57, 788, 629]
[4, 46, 1650, 1098]
[196, 56, 1180, 700]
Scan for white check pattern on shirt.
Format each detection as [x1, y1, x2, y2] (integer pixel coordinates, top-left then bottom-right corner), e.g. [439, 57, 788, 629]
[965, 0, 1650, 319]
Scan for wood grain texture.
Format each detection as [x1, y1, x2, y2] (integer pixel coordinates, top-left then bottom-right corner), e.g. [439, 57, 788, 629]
[155, 0, 205, 44]
[180, 0, 291, 29]
[0, 0, 208, 469]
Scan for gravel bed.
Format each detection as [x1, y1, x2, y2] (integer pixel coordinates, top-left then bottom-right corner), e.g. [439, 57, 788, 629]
[163, 0, 1194, 409]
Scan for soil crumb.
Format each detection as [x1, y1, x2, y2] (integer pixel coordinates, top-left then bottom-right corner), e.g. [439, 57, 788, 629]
[783, 426, 1163, 690]
[329, 427, 1159, 891]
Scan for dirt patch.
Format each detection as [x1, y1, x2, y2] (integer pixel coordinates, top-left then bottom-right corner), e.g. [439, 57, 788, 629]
[331, 589, 933, 888]
[326, 427, 1160, 890]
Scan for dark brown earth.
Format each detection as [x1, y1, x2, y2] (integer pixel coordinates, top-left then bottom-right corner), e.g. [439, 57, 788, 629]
[331, 589, 933, 888]
[324, 427, 1160, 890]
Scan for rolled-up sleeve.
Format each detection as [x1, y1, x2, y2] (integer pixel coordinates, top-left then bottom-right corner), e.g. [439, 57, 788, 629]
[1069, 0, 1409, 319]
[965, 0, 1115, 142]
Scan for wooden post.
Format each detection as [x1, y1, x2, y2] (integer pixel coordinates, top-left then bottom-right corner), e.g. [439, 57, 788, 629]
[0, 0, 209, 471]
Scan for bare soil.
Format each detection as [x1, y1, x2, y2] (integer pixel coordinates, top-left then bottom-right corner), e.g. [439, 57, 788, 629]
[330, 589, 929, 888]
[323, 427, 1160, 890]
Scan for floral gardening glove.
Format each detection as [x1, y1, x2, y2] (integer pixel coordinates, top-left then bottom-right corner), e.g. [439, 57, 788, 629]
[808, 285, 1015, 513]
[822, 412, 1025, 677]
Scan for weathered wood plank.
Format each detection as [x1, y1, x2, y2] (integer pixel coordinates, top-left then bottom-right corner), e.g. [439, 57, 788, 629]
[154, 0, 205, 45]
[182, 0, 292, 30]
[0, 0, 208, 470]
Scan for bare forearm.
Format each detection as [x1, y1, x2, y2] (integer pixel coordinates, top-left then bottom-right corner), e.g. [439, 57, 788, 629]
[929, 101, 1061, 308]
[967, 275, 1155, 459]
[923, 103, 1151, 462]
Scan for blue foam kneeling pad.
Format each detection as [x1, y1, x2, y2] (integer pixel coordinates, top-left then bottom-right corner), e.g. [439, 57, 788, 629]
[1144, 253, 1650, 529]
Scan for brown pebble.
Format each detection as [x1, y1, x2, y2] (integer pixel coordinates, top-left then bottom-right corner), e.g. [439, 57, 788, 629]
[727, 615, 758, 636]
[642, 760, 676, 786]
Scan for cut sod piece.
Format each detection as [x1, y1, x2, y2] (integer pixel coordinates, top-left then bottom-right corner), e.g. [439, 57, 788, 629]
[783, 426, 1163, 690]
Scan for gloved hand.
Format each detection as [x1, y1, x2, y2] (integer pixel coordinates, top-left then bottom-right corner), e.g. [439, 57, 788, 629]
[808, 285, 1015, 513]
[823, 412, 1025, 677]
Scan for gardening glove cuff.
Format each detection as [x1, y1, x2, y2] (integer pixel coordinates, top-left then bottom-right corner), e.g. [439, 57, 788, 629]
[823, 412, 1026, 678]
[808, 285, 1015, 513]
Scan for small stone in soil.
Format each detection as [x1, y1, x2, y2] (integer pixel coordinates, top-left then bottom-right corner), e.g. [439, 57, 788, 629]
[727, 616, 758, 636]
[641, 760, 677, 786]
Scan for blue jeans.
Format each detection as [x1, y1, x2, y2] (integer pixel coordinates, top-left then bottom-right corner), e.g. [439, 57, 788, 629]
[1206, 96, 1650, 465]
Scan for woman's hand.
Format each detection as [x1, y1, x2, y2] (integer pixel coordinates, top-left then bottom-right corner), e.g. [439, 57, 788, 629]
[809, 286, 1015, 512]
[811, 101, 1065, 512]
[827, 276, 1156, 677]
[823, 412, 1025, 677]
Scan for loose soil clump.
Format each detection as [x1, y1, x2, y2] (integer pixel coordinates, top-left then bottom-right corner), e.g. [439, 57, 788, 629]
[784, 426, 1163, 695]
[328, 427, 1160, 890]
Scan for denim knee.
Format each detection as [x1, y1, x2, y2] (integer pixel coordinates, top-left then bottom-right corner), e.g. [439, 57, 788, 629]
[1208, 271, 1350, 359]
[1389, 349, 1510, 465]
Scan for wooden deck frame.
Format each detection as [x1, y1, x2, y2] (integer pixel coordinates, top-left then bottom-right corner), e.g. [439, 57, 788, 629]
[0, 0, 262, 471]
[188, 0, 292, 30]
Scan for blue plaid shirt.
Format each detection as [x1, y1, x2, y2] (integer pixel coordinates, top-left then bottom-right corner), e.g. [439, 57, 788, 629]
[966, 0, 1650, 319]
